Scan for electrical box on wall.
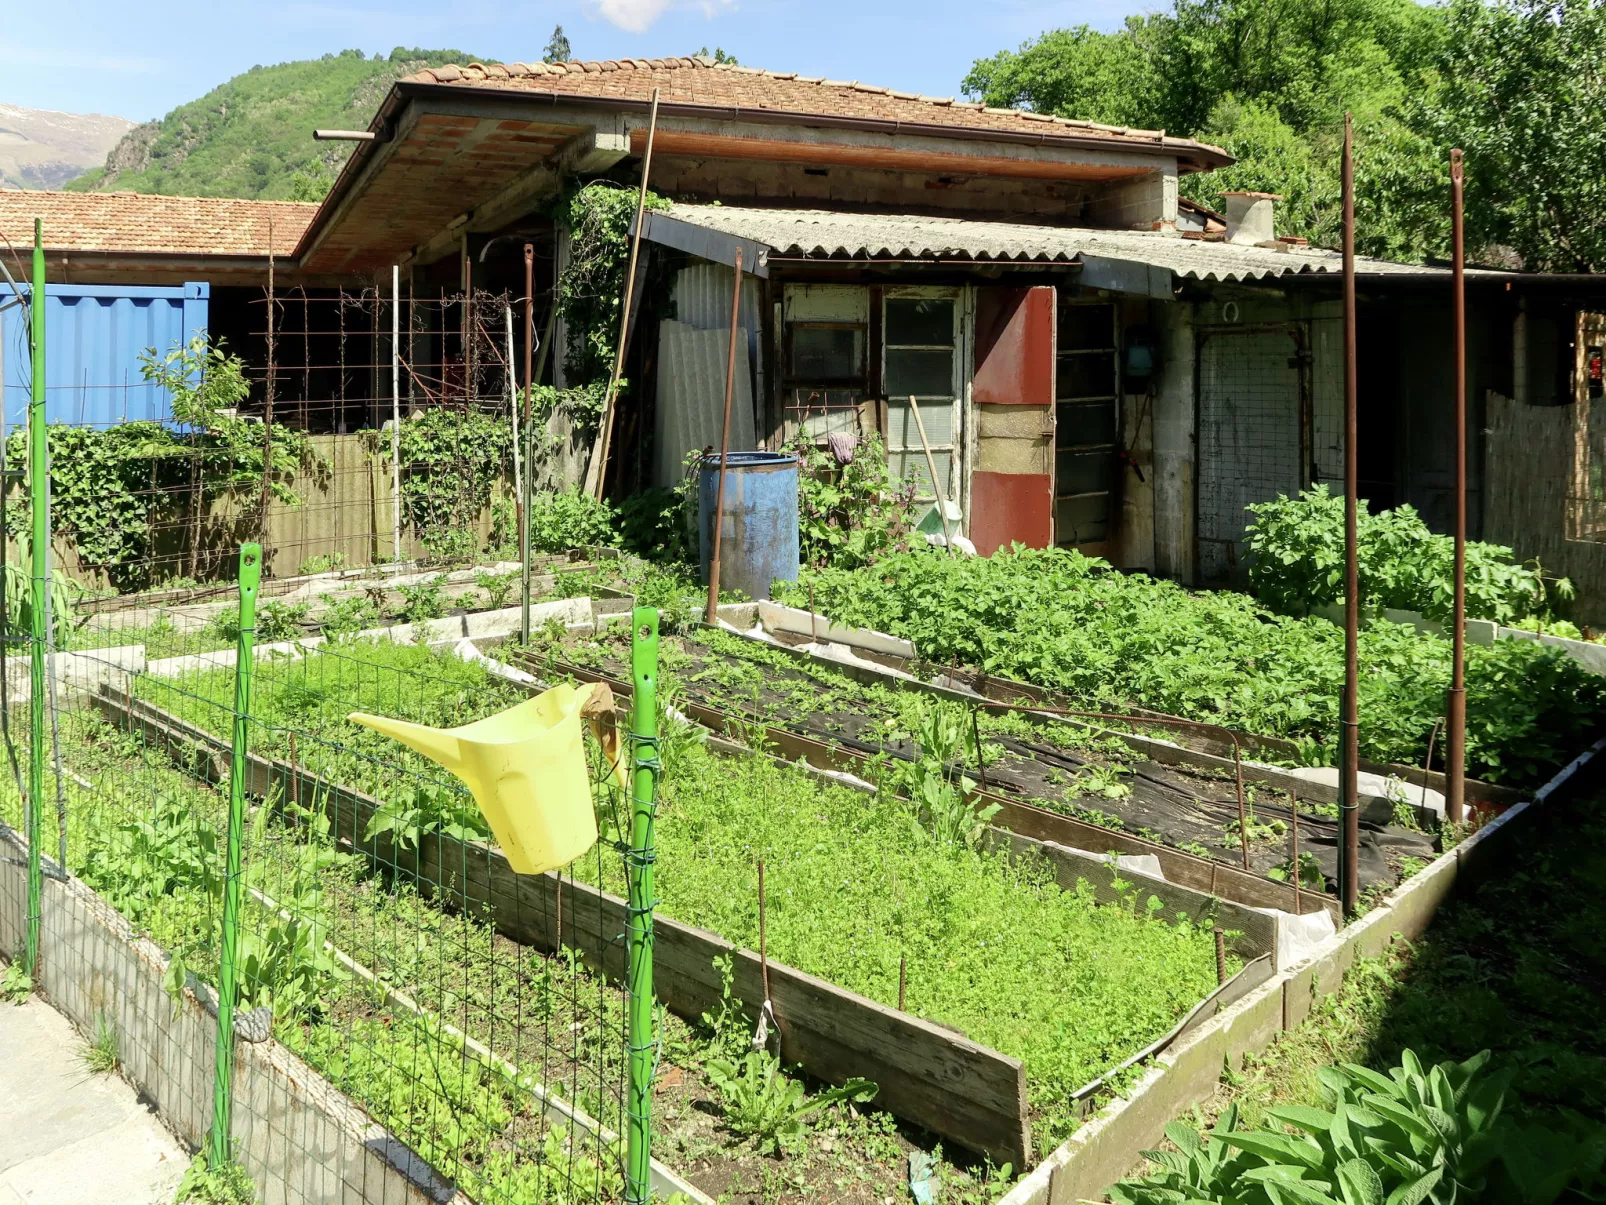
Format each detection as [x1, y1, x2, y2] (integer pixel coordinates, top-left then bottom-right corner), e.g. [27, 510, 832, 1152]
[1122, 325, 1158, 388]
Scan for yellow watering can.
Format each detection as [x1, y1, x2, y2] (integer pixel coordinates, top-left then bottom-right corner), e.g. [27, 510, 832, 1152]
[349, 681, 630, 876]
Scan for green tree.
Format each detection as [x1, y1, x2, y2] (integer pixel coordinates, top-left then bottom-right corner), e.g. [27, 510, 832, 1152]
[962, 22, 1161, 128]
[964, 0, 1445, 257]
[543, 25, 572, 63]
[1415, 0, 1606, 271]
[692, 46, 740, 65]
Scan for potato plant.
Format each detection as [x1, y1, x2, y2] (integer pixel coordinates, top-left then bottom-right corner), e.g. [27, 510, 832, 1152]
[777, 547, 1606, 786]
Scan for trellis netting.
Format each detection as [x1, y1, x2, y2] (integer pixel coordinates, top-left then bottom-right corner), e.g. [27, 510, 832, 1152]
[0, 225, 665, 1204]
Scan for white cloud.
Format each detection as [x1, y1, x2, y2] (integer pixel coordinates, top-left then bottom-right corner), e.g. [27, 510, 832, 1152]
[590, 0, 671, 32]
[588, 0, 736, 33]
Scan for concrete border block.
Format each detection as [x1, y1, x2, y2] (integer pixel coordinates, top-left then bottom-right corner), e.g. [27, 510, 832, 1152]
[0, 826, 464, 1205]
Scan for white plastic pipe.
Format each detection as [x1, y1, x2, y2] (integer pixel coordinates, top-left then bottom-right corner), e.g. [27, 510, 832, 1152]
[506, 305, 522, 508]
[390, 265, 402, 563]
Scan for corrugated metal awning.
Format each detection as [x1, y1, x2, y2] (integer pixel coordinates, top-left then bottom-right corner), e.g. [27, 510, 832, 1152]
[641, 204, 1460, 296]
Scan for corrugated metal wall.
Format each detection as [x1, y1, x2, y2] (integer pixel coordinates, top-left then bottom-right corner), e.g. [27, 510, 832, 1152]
[0, 283, 210, 427]
[652, 264, 763, 488]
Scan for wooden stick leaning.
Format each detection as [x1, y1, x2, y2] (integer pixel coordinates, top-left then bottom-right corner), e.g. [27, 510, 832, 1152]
[907, 394, 956, 554]
[584, 88, 661, 500]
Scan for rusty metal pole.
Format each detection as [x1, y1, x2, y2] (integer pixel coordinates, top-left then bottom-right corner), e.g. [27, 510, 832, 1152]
[705, 246, 744, 626]
[1447, 149, 1468, 827]
[1340, 113, 1361, 920]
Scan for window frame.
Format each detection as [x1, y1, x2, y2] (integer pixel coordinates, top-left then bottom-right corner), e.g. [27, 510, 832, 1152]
[1055, 299, 1121, 549]
[881, 286, 964, 511]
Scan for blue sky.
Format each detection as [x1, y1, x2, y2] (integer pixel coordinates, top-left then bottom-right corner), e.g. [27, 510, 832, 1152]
[8, 1, 1136, 122]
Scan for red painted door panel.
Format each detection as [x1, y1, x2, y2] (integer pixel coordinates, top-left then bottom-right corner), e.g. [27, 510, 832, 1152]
[971, 286, 1056, 553]
[970, 470, 1054, 556]
[973, 287, 1056, 407]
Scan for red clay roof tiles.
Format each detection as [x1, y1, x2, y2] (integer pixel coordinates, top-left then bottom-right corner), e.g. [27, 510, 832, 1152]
[399, 56, 1225, 160]
[0, 190, 314, 258]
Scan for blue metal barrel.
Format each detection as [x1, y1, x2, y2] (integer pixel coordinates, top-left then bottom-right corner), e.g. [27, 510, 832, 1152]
[698, 452, 800, 602]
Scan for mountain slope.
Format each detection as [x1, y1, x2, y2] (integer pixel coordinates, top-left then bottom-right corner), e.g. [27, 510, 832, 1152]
[68, 47, 482, 201]
[0, 103, 134, 190]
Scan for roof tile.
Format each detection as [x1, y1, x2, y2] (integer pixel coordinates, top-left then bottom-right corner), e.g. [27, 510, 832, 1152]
[0, 191, 314, 258]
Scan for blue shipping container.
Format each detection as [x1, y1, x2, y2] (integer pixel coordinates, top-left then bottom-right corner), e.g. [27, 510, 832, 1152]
[0, 282, 210, 428]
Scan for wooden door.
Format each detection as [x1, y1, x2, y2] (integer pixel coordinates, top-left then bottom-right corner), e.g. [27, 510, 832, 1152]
[969, 286, 1056, 556]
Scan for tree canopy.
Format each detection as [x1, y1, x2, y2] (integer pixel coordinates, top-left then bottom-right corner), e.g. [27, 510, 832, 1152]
[965, 0, 1606, 271]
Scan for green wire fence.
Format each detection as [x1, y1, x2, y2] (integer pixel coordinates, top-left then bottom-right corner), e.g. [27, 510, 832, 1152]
[0, 218, 666, 1203]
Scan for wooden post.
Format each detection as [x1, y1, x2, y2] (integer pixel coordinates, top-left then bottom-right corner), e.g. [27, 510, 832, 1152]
[706, 247, 745, 625]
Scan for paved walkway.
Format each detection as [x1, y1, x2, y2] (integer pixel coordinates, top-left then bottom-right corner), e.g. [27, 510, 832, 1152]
[0, 990, 186, 1205]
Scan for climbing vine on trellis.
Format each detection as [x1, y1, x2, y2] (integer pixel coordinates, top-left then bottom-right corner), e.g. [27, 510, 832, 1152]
[551, 182, 673, 392]
[383, 405, 512, 561]
[4, 336, 313, 590]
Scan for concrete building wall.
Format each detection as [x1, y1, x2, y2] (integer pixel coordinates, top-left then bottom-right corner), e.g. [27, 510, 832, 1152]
[1152, 301, 1197, 581]
[649, 157, 1096, 223]
[1087, 165, 1179, 230]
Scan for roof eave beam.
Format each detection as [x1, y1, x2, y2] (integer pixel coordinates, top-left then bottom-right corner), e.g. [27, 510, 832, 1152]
[403, 128, 632, 269]
[635, 212, 773, 278]
[1076, 253, 1175, 299]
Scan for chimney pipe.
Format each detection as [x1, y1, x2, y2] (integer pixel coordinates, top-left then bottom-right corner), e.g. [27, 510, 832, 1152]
[1222, 191, 1281, 245]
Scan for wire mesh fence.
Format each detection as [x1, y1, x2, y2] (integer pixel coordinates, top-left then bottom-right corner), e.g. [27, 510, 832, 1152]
[0, 230, 664, 1205]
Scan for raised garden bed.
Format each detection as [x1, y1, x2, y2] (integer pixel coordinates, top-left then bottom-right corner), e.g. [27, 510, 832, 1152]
[509, 624, 1438, 910]
[108, 633, 1269, 1178]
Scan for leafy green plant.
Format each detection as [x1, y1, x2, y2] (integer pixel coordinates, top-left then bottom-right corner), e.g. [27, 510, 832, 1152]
[1076, 763, 1134, 800]
[81, 795, 221, 922]
[174, 1151, 255, 1205]
[551, 183, 673, 386]
[704, 1050, 877, 1155]
[387, 407, 510, 561]
[1, 961, 30, 1004]
[317, 593, 379, 639]
[256, 600, 311, 643]
[1245, 486, 1572, 626]
[363, 782, 491, 849]
[141, 335, 313, 579]
[699, 952, 751, 1060]
[618, 485, 694, 562]
[789, 430, 920, 572]
[236, 806, 349, 1023]
[527, 489, 619, 555]
[894, 703, 1000, 849]
[397, 575, 447, 625]
[474, 568, 518, 610]
[1268, 851, 1327, 890]
[1112, 1049, 1580, 1205]
[299, 552, 349, 575]
[1, 557, 81, 649]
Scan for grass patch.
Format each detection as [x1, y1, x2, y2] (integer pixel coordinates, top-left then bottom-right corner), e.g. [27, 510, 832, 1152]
[79, 1011, 120, 1075]
[1130, 778, 1606, 1193]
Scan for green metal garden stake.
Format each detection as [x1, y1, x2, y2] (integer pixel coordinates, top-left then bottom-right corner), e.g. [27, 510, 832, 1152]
[209, 543, 260, 1171]
[625, 605, 660, 1205]
[23, 218, 45, 980]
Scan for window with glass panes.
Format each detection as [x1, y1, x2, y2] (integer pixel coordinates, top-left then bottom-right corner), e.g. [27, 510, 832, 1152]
[782, 285, 868, 440]
[1056, 301, 1119, 546]
[883, 291, 961, 518]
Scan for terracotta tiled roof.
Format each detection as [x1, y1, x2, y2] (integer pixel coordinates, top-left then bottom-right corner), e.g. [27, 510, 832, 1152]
[399, 57, 1227, 162]
[0, 190, 314, 258]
